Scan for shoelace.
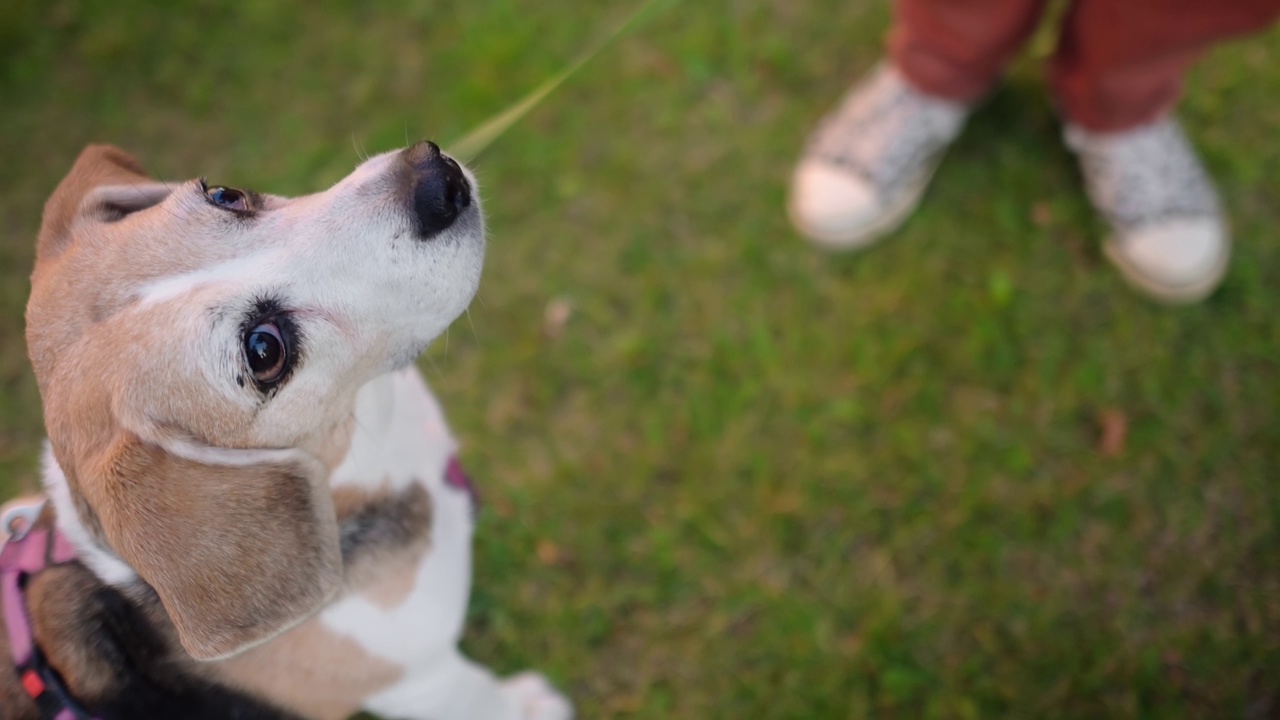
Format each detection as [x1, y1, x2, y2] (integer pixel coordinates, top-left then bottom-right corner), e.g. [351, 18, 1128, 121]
[1070, 119, 1219, 232]
[809, 66, 964, 194]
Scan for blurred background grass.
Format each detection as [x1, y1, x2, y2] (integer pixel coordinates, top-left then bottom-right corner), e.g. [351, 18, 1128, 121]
[2, 1, 1279, 717]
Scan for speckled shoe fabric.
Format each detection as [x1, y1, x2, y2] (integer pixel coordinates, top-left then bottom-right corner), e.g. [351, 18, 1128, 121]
[788, 63, 968, 250]
[1066, 117, 1229, 304]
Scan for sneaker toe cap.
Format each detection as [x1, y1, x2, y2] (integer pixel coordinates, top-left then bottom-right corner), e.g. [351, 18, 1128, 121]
[1113, 218, 1228, 288]
[788, 161, 881, 244]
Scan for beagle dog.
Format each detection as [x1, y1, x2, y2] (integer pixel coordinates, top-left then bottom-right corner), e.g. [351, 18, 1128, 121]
[0, 144, 572, 720]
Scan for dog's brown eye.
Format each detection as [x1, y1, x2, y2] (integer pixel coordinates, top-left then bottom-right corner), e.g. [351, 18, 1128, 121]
[206, 185, 248, 211]
[245, 323, 286, 382]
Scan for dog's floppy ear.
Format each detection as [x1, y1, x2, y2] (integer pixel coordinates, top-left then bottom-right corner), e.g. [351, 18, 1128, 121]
[38, 145, 173, 260]
[80, 433, 342, 661]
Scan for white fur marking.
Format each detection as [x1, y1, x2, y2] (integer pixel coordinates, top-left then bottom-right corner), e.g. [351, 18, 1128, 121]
[135, 252, 277, 307]
[42, 443, 138, 585]
[159, 436, 312, 469]
[331, 369, 457, 491]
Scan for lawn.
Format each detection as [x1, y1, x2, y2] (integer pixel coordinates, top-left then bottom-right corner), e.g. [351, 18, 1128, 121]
[2, 1, 1279, 718]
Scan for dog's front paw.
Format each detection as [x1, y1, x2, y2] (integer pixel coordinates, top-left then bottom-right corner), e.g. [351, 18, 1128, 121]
[500, 671, 573, 720]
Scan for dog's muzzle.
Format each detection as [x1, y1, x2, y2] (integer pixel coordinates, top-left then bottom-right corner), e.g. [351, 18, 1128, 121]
[401, 141, 472, 240]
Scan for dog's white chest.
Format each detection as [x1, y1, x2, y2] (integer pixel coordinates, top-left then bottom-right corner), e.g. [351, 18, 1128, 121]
[323, 368, 476, 664]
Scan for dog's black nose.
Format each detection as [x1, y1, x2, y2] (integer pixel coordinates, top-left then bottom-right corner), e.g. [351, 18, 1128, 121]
[401, 141, 471, 239]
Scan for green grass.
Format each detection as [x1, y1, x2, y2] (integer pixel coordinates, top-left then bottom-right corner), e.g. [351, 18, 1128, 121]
[3, 2, 1280, 717]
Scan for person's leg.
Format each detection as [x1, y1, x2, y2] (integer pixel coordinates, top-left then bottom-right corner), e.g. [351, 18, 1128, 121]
[789, 0, 1050, 250]
[1054, 0, 1280, 303]
[1053, 0, 1280, 132]
[890, 0, 1050, 104]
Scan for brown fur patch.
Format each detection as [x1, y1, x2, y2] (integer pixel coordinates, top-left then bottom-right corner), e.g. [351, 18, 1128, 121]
[334, 481, 433, 605]
[212, 619, 404, 720]
[83, 436, 342, 661]
[37, 145, 151, 261]
[362, 547, 428, 611]
[206, 482, 434, 716]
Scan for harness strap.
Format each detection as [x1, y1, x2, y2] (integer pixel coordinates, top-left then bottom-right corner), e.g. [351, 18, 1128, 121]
[27, 644, 92, 720]
[2, 523, 95, 720]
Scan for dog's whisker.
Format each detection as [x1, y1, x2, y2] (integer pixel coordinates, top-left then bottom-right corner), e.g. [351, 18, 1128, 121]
[351, 131, 368, 162]
[129, 180, 183, 223]
[422, 352, 444, 377]
[464, 307, 480, 345]
[349, 410, 373, 441]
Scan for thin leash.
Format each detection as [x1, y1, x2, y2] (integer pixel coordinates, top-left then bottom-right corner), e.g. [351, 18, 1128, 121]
[447, 0, 680, 162]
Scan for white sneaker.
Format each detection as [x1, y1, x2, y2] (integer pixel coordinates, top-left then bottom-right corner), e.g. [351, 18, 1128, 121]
[788, 63, 968, 249]
[1065, 117, 1229, 304]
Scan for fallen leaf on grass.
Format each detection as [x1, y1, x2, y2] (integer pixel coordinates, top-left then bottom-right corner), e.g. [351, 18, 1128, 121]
[536, 539, 562, 566]
[1098, 408, 1128, 457]
[1062, 232, 1100, 268]
[543, 297, 573, 339]
[491, 495, 515, 519]
[1031, 201, 1053, 227]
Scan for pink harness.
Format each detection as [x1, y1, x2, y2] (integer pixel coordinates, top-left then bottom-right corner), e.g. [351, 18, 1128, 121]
[1, 502, 94, 719]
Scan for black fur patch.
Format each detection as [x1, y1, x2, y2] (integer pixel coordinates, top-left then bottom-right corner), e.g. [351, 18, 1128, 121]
[0, 563, 304, 720]
[339, 483, 432, 564]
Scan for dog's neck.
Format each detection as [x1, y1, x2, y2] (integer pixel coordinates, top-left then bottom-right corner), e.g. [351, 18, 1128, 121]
[44, 368, 457, 588]
[330, 367, 458, 493]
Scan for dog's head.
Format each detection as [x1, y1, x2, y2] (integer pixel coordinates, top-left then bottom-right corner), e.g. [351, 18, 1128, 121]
[25, 143, 483, 660]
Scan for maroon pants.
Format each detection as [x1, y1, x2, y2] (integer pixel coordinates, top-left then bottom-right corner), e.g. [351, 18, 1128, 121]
[888, 0, 1280, 131]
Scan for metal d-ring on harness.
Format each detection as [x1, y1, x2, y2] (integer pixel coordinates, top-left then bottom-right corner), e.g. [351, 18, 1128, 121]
[1, 499, 96, 720]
